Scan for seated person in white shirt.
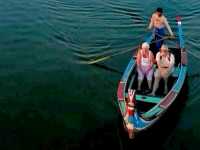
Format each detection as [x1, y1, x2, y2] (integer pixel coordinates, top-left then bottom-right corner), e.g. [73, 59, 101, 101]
[151, 44, 175, 96]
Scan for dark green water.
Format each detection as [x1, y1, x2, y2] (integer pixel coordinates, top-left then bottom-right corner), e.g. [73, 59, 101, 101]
[0, 0, 200, 149]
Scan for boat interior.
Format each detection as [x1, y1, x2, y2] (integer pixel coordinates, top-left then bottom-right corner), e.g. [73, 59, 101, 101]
[125, 42, 182, 114]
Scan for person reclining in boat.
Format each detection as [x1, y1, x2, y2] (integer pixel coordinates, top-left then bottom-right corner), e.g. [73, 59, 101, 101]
[148, 7, 174, 54]
[136, 42, 154, 92]
[151, 44, 175, 96]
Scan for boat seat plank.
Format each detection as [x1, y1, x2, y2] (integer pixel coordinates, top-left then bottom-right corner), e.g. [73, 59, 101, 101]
[142, 107, 163, 119]
[136, 95, 161, 103]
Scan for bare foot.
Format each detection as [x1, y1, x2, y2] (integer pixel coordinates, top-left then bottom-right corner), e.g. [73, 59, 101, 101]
[150, 92, 155, 96]
[164, 88, 168, 94]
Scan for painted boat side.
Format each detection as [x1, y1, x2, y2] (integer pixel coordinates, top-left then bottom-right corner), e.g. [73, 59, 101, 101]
[117, 17, 187, 134]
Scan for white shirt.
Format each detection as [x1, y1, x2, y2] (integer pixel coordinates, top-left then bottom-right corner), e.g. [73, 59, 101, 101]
[141, 50, 151, 66]
[156, 52, 175, 69]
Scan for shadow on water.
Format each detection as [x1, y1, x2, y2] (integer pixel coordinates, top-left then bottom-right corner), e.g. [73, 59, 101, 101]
[80, 78, 189, 150]
[0, 108, 82, 150]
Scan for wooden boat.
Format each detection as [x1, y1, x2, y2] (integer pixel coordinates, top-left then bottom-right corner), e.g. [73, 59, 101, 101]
[117, 17, 187, 139]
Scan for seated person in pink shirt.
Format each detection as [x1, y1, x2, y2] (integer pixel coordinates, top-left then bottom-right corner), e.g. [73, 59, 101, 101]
[136, 42, 154, 91]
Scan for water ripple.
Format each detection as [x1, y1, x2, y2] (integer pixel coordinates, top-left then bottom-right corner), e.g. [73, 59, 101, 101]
[1, 0, 200, 148]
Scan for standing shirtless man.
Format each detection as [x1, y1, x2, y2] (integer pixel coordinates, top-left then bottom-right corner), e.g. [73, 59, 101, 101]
[148, 8, 174, 53]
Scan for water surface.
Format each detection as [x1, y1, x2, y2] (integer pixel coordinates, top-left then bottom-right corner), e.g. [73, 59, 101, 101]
[0, 0, 200, 149]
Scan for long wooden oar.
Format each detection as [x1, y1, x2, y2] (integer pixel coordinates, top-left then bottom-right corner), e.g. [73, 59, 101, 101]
[73, 32, 149, 59]
[78, 36, 171, 64]
[156, 32, 200, 60]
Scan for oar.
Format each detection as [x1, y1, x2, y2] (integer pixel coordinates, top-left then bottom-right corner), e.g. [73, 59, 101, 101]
[78, 47, 135, 65]
[154, 32, 200, 61]
[154, 31, 178, 39]
[73, 32, 149, 59]
[78, 36, 171, 65]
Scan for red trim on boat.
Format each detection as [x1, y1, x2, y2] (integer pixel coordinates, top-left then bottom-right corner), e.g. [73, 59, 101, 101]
[181, 51, 187, 65]
[159, 91, 177, 109]
[117, 81, 125, 101]
[176, 16, 181, 22]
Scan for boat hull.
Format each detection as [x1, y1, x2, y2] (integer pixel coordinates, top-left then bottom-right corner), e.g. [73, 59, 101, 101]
[116, 17, 187, 139]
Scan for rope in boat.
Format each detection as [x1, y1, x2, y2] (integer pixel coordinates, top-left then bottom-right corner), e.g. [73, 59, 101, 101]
[73, 31, 150, 59]
[78, 36, 171, 64]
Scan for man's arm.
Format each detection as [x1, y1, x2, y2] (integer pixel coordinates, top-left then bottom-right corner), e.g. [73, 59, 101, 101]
[150, 51, 155, 65]
[155, 52, 161, 68]
[148, 15, 154, 29]
[136, 52, 141, 65]
[164, 17, 174, 36]
[136, 52, 144, 73]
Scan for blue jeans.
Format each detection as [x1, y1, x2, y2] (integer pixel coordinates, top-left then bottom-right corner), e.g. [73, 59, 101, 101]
[154, 27, 165, 51]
